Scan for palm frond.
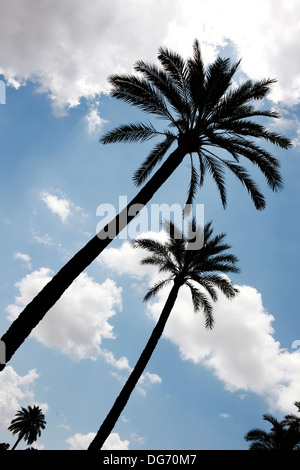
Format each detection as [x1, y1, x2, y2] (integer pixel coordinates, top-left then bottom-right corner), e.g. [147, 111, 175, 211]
[134, 60, 190, 125]
[186, 282, 214, 329]
[108, 74, 173, 121]
[100, 122, 159, 145]
[196, 151, 206, 188]
[132, 237, 169, 258]
[139, 255, 167, 269]
[202, 152, 227, 208]
[133, 132, 176, 186]
[206, 133, 284, 192]
[194, 274, 238, 299]
[162, 219, 184, 242]
[158, 46, 190, 105]
[184, 156, 199, 212]
[143, 278, 173, 302]
[189, 277, 218, 302]
[218, 78, 277, 116]
[201, 57, 241, 121]
[162, 220, 186, 268]
[223, 160, 266, 210]
[186, 40, 205, 123]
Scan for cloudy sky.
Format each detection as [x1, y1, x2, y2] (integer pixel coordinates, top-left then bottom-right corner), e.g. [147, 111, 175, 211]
[0, 0, 299, 450]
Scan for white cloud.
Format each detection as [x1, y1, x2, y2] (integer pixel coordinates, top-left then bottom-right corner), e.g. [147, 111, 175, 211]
[0, 366, 48, 429]
[5, 266, 162, 398]
[98, 231, 168, 279]
[99, 349, 131, 371]
[6, 268, 123, 362]
[136, 371, 162, 397]
[86, 106, 107, 134]
[100, 237, 300, 415]
[102, 432, 130, 450]
[166, 0, 300, 106]
[13, 252, 32, 269]
[40, 191, 71, 224]
[148, 284, 300, 414]
[40, 190, 88, 228]
[0, 0, 300, 115]
[0, 0, 173, 115]
[66, 432, 129, 450]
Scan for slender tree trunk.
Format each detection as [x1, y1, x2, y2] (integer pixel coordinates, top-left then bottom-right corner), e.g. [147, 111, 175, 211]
[0, 147, 187, 371]
[11, 434, 24, 450]
[87, 279, 182, 451]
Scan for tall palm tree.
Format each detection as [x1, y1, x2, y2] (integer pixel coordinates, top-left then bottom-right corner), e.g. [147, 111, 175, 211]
[87, 219, 239, 450]
[8, 405, 46, 450]
[0, 40, 291, 371]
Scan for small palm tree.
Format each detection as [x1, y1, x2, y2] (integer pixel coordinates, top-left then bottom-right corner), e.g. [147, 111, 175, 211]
[8, 405, 46, 450]
[87, 219, 239, 450]
[245, 404, 300, 450]
[0, 39, 291, 370]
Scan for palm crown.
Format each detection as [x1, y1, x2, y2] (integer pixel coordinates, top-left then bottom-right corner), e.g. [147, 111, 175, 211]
[245, 410, 300, 450]
[133, 219, 239, 329]
[101, 39, 292, 210]
[8, 405, 46, 450]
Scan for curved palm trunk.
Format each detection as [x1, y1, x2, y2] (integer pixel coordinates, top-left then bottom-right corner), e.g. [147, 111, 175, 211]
[11, 434, 24, 450]
[0, 147, 187, 371]
[87, 278, 182, 451]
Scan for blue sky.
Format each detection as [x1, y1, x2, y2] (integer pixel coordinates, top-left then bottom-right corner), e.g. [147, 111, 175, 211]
[0, 0, 300, 450]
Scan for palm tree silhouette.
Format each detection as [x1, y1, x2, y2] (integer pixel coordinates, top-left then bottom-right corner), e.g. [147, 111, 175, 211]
[87, 219, 239, 450]
[245, 402, 300, 450]
[8, 405, 46, 450]
[0, 39, 291, 370]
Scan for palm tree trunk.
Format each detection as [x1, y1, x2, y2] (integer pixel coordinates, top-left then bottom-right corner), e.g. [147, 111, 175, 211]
[11, 434, 24, 450]
[87, 278, 182, 451]
[0, 147, 187, 371]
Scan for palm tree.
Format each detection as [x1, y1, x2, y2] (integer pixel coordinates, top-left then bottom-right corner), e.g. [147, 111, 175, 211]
[87, 219, 239, 450]
[8, 405, 46, 450]
[282, 401, 300, 436]
[0, 39, 291, 371]
[245, 403, 300, 450]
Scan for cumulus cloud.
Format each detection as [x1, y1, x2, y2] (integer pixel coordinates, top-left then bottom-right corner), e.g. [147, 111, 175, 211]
[0, 366, 48, 429]
[1, 0, 300, 118]
[148, 284, 300, 413]
[6, 268, 123, 361]
[5, 267, 162, 394]
[99, 236, 300, 414]
[0, 0, 173, 115]
[66, 431, 129, 450]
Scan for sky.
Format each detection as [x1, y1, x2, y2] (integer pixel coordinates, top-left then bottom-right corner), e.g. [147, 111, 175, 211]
[0, 0, 299, 451]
